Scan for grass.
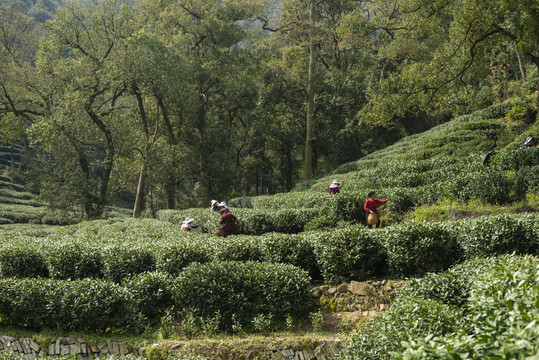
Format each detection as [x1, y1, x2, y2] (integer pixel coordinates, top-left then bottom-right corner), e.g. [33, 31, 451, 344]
[405, 193, 539, 222]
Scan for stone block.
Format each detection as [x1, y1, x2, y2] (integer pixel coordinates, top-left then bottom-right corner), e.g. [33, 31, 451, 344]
[349, 281, 375, 296]
[60, 345, 70, 355]
[121, 342, 128, 355]
[21, 340, 31, 354]
[14, 340, 23, 353]
[29, 340, 40, 353]
[327, 287, 337, 295]
[48, 342, 55, 355]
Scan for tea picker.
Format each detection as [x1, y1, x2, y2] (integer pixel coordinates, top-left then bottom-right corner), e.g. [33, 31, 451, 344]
[364, 191, 387, 229]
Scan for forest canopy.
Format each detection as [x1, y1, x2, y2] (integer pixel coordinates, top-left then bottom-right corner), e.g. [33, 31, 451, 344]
[0, 0, 538, 218]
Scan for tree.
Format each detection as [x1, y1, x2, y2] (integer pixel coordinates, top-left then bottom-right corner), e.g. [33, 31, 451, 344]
[350, 0, 539, 132]
[144, 0, 262, 206]
[29, 0, 136, 218]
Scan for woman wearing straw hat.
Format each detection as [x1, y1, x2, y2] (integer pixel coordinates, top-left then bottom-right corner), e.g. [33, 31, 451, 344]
[364, 191, 387, 228]
[329, 180, 341, 194]
[210, 199, 220, 212]
[181, 217, 199, 231]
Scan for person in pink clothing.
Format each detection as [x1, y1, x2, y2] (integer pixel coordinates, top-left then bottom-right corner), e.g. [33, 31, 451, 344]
[364, 191, 387, 228]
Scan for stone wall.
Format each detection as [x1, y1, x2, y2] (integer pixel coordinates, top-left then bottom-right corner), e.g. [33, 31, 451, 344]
[312, 280, 406, 315]
[0, 335, 344, 360]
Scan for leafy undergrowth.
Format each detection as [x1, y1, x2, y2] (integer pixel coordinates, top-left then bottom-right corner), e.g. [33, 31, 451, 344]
[405, 193, 539, 222]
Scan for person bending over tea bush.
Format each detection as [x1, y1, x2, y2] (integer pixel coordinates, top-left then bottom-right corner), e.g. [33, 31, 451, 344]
[217, 205, 236, 238]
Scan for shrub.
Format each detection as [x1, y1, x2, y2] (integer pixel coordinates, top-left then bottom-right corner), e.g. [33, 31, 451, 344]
[125, 272, 173, 323]
[49, 278, 141, 332]
[396, 255, 539, 359]
[0, 277, 140, 332]
[313, 225, 387, 284]
[328, 191, 366, 223]
[154, 241, 212, 277]
[259, 232, 319, 280]
[228, 196, 253, 208]
[210, 235, 264, 263]
[341, 297, 463, 360]
[45, 243, 103, 279]
[0, 245, 49, 278]
[103, 246, 156, 283]
[171, 261, 313, 332]
[455, 214, 538, 259]
[382, 222, 463, 277]
[0, 278, 53, 329]
[467, 170, 523, 204]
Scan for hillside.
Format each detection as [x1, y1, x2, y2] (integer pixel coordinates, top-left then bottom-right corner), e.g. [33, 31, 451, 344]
[0, 97, 538, 359]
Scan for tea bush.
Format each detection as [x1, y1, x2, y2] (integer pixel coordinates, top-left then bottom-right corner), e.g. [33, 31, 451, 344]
[313, 225, 387, 284]
[0, 245, 49, 278]
[454, 213, 538, 258]
[171, 261, 312, 332]
[45, 243, 103, 279]
[125, 271, 173, 323]
[341, 297, 464, 360]
[103, 245, 156, 283]
[381, 222, 463, 277]
[258, 232, 319, 279]
[158, 207, 325, 235]
[0, 277, 140, 332]
[341, 254, 539, 360]
[153, 240, 213, 277]
[395, 255, 539, 359]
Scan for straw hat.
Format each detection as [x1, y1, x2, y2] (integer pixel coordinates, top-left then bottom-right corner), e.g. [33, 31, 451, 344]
[183, 217, 194, 224]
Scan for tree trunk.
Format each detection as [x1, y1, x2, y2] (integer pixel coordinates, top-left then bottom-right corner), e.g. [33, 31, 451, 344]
[532, 57, 539, 110]
[133, 164, 145, 217]
[165, 179, 176, 209]
[513, 40, 526, 83]
[85, 106, 115, 219]
[197, 93, 211, 205]
[303, 0, 316, 181]
[10, 143, 14, 171]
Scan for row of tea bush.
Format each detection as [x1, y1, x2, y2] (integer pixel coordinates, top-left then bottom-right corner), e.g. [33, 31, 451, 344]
[1, 213, 537, 284]
[231, 148, 539, 221]
[0, 261, 311, 333]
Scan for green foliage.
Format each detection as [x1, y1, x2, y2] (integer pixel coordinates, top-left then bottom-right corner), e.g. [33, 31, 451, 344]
[125, 272, 173, 324]
[454, 214, 538, 259]
[143, 345, 170, 360]
[171, 261, 313, 332]
[45, 243, 103, 279]
[0, 245, 48, 278]
[158, 207, 325, 235]
[396, 255, 539, 359]
[341, 297, 463, 360]
[103, 246, 156, 283]
[0, 277, 141, 332]
[313, 225, 387, 284]
[381, 222, 463, 277]
[258, 232, 319, 280]
[342, 255, 539, 360]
